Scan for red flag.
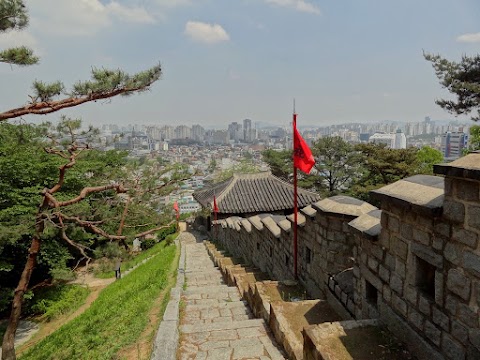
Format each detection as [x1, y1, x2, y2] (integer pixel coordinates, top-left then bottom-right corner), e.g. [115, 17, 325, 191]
[173, 201, 179, 219]
[293, 125, 315, 174]
[213, 195, 219, 213]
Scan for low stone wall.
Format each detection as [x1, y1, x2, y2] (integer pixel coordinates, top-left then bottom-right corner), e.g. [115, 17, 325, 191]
[205, 153, 480, 360]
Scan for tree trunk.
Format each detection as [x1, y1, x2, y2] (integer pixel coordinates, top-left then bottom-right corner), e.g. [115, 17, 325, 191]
[1, 235, 41, 360]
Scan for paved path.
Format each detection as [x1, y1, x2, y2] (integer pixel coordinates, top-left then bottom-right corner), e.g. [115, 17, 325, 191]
[177, 232, 285, 360]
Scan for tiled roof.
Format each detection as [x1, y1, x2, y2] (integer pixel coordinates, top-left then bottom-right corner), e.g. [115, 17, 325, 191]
[193, 172, 321, 214]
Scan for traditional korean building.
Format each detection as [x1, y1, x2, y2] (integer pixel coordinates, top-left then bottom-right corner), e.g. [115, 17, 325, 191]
[193, 172, 321, 219]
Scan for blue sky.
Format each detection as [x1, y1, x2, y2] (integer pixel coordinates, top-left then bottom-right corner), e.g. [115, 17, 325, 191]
[1, 0, 480, 127]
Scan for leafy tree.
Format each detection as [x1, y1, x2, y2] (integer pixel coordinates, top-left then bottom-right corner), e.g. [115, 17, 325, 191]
[416, 146, 444, 174]
[349, 143, 421, 201]
[425, 52, 480, 121]
[214, 159, 260, 182]
[261, 149, 291, 181]
[467, 125, 480, 152]
[311, 136, 361, 196]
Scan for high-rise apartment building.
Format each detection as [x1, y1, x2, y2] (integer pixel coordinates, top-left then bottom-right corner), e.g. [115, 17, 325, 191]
[441, 132, 467, 159]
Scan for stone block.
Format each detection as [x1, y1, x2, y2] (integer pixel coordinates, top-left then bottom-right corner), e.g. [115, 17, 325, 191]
[393, 237, 408, 261]
[413, 228, 431, 246]
[368, 256, 379, 272]
[400, 224, 413, 241]
[360, 263, 383, 291]
[379, 231, 390, 249]
[418, 295, 432, 316]
[395, 258, 406, 279]
[381, 212, 388, 228]
[385, 253, 395, 270]
[447, 268, 471, 301]
[445, 295, 458, 316]
[455, 179, 480, 202]
[467, 204, 480, 232]
[392, 293, 408, 317]
[442, 332, 466, 360]
[435, 271, 444, 305]
[444, 199, 466, 224]
[434, 221, 451, 238]
[432, 306, 450, 331]
[404, 285, 418, 306]
[464, 251, 480, 278]
[452, 227, 478, 248]
[371, 244, 384, 261]
[432, 234, 446, 251]
[383, 285, 392, 303]
[379, 265, 390, 283]
[457, 303, 478, 328]
[469, 329, 480, 351]
[390, 274, 404, 295]
[445, 177, 454, 196]
[452, 320, 469, 345]
[411, 242, 443, 268]
[407, 307, 424, 330]
[417, 214, 434, 230]
[424, 321, 441, 347]
[445, 241, 462, 266]
[360, 252, 367, 264]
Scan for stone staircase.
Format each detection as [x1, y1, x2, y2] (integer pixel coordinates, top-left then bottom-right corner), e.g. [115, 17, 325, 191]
[177, 236, 285, 360]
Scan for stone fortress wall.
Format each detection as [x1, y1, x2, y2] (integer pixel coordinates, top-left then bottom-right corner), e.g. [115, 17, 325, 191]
[209, 153, 480, 360]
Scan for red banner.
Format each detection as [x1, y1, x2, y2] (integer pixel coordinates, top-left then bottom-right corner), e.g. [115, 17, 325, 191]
[293, 125, 315, 174]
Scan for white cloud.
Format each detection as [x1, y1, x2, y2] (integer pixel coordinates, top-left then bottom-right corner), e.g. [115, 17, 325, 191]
[106, 2, 156, 24]
[0, 30, 38, 51]
[28, 0, 155, 37]
[457, 32, 480, 43]
[184, 21, 230, 44]
[153, 0, 192, 7]
[264, 0, 320, 14]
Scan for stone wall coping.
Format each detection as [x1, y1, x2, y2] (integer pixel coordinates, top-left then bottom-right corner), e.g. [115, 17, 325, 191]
[240, 218, 252, 233]
[371, 175, 444, 216]
[248, 215, 264, 231]
[348, 209, 382, 240]
[261, 216, 282, 238]
[226, 217, 234, 229]
[286, 212, 306, 226]
[278, 219, 292, 232]
[434, 153, 480, 181]
[312, 195, 377, 218]
[301, 205, 317, 218]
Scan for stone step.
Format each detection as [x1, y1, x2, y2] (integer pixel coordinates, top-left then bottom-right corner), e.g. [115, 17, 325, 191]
[185, 300, 249, 311]
[180, 318, 266, 334]
[184, 291, 241, 302]
[183, 284, 231, 295]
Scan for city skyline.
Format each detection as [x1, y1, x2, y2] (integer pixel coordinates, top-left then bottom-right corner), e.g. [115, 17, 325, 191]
[1, 1, 479, 126]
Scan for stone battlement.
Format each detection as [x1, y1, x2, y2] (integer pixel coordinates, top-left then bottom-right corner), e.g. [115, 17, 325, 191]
[205, 153, 480, 360]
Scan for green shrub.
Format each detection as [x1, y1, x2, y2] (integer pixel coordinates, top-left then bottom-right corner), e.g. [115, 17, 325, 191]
[140, 238, 156, 250]
[23, 284, 90, 321]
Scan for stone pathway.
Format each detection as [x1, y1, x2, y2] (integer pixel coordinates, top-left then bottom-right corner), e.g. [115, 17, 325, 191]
[177, 232, 285, 360]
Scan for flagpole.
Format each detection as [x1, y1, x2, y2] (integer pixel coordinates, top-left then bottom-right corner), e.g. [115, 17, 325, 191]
[293, 111, 298, 279]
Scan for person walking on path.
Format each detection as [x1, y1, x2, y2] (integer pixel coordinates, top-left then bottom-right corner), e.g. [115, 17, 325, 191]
[114, 259, 122, 279]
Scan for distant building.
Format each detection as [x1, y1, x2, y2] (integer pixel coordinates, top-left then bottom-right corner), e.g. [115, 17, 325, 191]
[441, 131, 468, 159]
[228, 122, 243, 142]
[369, 129, 406, 149]
[191, 124, 205, 141]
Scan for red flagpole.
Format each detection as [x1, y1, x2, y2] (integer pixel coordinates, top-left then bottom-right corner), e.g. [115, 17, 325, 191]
[293, 112, 298, 279]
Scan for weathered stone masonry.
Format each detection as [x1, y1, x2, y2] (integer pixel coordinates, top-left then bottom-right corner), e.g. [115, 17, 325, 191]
[210, 153, 480, 360]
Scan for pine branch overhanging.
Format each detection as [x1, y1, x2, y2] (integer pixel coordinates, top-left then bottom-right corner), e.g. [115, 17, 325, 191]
[0, 64, 162, 121]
